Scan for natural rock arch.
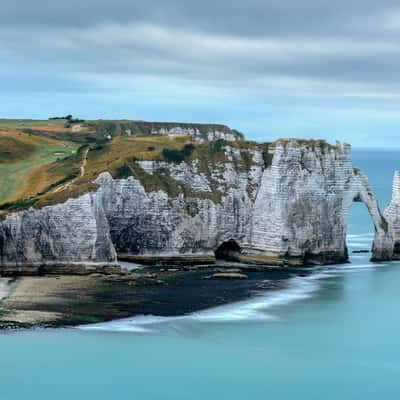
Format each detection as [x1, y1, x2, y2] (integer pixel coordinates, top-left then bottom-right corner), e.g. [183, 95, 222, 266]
[349, 171, 393, 261]
[246, 142, 394, 266]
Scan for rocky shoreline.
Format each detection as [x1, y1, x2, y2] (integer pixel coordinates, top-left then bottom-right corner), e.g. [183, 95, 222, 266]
[0, 263, 300, 330]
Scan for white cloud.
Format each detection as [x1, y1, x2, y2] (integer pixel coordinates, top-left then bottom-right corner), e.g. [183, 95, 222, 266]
[12, 22, 400, 60]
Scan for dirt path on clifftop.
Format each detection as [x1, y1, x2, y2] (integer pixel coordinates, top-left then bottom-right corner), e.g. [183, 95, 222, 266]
[80, 147, 89, 177]
[52, 147, 89, 194]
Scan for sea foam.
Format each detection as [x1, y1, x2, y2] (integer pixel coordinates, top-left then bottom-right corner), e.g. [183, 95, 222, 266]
[78, 271, 332, 333]
[78, 233, 377, 333]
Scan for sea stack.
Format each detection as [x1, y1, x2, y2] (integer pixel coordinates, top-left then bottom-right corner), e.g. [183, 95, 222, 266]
[384, 171, 400, 258]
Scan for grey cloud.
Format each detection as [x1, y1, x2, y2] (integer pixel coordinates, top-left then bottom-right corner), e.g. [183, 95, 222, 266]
[2, 0, 400, 148]
[2, 20, 400, 97]
[1, 0, 399, 38]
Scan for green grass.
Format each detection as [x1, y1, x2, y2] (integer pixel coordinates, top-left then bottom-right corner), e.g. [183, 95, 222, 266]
[0, 128, 79, 204]
[0, 120, 271, 213]
[0, 144, 76, 204]
[0, 136, 36, 163]
[0, 133, 267, 211]
[0, 119, 343, 218]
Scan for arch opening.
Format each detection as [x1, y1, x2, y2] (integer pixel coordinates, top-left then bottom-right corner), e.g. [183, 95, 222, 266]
[346, 199, 375, 262]
[214, 239, 241, 261]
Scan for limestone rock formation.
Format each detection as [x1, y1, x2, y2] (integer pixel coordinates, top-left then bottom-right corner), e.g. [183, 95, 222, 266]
[106, 121, 243, 142]
[0, 193, 118, 274]
[248, 142, 393, 264]
[0, 138, 394, 273]
[150, 126, 239, 142]
[384, 171, 400, 257]
[95, 140, 392, 266]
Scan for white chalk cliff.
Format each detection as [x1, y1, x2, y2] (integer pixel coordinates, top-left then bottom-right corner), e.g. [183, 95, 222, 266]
[384, 171, 400, 257]
[0, 139, 394, 273]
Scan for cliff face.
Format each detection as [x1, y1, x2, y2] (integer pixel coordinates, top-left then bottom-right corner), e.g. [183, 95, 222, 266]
[0, 193, 118, 274]
[384, 171, 400, 257]
[95, 144, 264, 262]
[96, 140, 392, 266]
[145, 125, 239, 142]
[0, 139, 393, 273]
[91, 120, 244, 142]
[248, 142, 393, 264]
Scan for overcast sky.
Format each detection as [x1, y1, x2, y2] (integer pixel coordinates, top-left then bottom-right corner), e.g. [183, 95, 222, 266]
[2, 0, 400, 146]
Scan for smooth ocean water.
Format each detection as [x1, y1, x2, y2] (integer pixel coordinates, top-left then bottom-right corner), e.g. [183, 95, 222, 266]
[1, 149, 399, 399]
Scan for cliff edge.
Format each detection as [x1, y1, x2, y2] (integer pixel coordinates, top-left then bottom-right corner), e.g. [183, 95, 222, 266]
[0, 135, 394, 273]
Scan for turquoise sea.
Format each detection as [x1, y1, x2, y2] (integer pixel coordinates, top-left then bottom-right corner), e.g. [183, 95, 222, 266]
[1, 149, 399, 399]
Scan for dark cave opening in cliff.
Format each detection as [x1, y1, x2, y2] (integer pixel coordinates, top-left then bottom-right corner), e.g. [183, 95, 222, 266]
[346, 199, 375, 261]
[214, 239, 241, 261]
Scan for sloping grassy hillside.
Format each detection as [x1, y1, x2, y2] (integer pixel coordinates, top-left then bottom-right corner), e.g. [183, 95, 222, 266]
[0, 129, 78, 204]
[0, 118, 272, 216]
[31, 135, 196, 208]
[3, 119, 244, 144]
[0, 135, 35, 163]
[0, 133, 271, 214]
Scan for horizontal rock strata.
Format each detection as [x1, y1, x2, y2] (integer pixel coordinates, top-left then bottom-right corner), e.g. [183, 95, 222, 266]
[384, 171, 400, 258]
[0, 193, 118, 274]
[0, 139, 394, 273]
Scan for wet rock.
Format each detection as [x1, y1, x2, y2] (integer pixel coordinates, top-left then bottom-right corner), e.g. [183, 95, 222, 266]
[214, 268, 242, 273]
[204, 273, 248, 280]
[143, 273, 158, 279]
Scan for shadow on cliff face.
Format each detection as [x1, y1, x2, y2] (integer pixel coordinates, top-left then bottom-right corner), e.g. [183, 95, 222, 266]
[214, 240, 241, 262]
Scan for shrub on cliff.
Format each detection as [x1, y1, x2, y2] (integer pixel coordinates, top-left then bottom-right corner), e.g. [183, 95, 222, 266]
[209, 139, 228, 153]
[162, 144, 195, 163]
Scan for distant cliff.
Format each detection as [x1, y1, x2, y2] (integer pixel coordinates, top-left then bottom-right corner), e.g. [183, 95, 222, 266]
[0, 135, 394, 274]
[87, 120, 244, 143]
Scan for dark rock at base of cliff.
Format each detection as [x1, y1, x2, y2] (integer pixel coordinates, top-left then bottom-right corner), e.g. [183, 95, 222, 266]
[118, 254, 215, 266]
[237, 250, 348, 267]
[204, 273, 248, 280]
[302, 250, 348, 266]
[0, 263, 124, 277]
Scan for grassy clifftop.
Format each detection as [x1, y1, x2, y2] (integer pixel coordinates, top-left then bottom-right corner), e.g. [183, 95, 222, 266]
[0, 118, 339, 217]
[0, 118, 264, 215]
[86, 120, 244, 141]
[19, 135, 270, 209]
[0, 128, 78, 204]
[0, 119, 244, 143]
